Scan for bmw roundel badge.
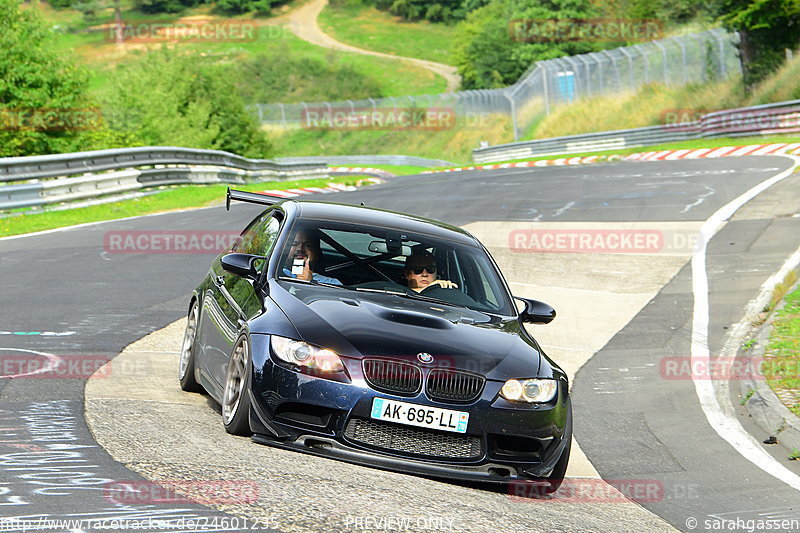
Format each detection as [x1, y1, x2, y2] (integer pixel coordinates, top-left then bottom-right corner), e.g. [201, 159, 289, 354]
[417, 352, 434, 364]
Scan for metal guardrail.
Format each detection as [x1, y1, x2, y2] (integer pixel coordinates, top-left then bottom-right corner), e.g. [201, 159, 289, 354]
[473, 99, 800, 163]
[0, 147, 329, 210]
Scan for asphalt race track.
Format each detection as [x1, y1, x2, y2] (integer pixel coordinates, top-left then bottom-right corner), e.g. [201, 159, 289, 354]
[1, 156, 800, 533]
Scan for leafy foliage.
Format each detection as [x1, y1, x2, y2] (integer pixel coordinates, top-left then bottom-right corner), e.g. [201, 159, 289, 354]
[716, 0, 800, 87]
[134, 0, 207, 14]
[453, 0, 601, 89]
[366, 0, 490, 21]
[0, 0, 91, 156]
[98, 48, 273, 157]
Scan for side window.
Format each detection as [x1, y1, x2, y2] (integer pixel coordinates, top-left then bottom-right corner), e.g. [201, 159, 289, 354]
[234, 214, 281, 258]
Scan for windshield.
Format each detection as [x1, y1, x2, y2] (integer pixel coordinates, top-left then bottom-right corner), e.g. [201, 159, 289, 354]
[274, 219, 514, 315]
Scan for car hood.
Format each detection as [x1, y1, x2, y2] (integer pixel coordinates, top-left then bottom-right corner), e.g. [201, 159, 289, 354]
[260, 282, 545, 380]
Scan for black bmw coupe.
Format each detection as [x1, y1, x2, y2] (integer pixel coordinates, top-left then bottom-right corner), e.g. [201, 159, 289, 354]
[179, 189, 571, 491]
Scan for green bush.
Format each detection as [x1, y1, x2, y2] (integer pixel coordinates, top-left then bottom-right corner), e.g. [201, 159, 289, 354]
[0, 0, 92, 156]
[235, 49, 385, 103]
[98, 48, 272, 157]
[453, 0, 600, 90]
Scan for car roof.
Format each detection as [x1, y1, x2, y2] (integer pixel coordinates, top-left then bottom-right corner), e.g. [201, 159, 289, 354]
[279, 200, 479, 246]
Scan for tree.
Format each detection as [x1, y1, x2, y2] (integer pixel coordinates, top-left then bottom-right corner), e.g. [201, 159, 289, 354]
[99, 48, 272, 157]
[453, 0, 600, 89]
[0, 0, 92, 156]
[716, 0, 800, 88]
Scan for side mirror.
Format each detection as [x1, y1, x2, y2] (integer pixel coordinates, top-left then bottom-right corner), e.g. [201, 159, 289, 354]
[515, 297, 556, 324]
[220, 253, 263, 280]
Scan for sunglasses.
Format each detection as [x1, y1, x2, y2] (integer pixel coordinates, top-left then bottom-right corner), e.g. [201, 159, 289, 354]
[410, 265, 437, 275]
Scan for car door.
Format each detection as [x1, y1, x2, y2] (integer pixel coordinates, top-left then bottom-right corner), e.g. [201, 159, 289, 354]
[200, 212, 282, 397]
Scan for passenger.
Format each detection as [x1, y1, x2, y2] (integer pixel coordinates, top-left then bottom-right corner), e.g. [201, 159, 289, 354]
[283, 228, 341, 285]
[404, 250, 457, 293]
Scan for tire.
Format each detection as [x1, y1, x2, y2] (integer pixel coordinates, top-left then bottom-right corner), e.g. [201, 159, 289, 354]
[222, 334, 253, 436]
[178, 301, 203, 392]
[544, 406, 572, 494]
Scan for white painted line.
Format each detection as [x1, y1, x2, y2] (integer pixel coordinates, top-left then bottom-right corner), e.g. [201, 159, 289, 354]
[691, 155, 800, 492]
[0, 348, 60, 379]
[0, 331, 76, 336]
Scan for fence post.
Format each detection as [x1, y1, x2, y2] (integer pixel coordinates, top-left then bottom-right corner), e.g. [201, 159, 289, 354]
[505, 92, 518, 141]
[653, 39, 668, 84]
[542, 64, 550, 115]
[619, 47, 634, 88]
[677, 37, 688, 85]
[714, 29, 727, 78]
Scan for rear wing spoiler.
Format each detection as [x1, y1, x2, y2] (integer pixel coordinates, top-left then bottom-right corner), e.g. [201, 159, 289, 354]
[226, 188, 284, 211]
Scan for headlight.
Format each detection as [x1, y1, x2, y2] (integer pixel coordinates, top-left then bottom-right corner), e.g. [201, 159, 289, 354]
[500, 378, 558, 403]
[270, 336, 344, 373]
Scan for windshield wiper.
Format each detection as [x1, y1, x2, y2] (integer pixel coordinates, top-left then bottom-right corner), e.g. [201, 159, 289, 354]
[352, 286, 457, 307]
[400, 291, 456, 307]
[353, 287, 407, 296]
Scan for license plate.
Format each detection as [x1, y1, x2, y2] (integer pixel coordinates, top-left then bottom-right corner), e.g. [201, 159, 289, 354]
[370, 398, 469, 433]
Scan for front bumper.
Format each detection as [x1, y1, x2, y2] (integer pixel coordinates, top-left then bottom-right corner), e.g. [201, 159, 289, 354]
[248, 334, 571, 483]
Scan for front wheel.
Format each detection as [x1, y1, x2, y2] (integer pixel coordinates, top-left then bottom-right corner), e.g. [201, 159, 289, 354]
[178, 301, 202, 392]
[222, 334, 253, 436]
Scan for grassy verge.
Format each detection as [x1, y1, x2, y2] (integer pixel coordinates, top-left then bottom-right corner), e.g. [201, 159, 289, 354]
[318, 2, 457, 65]
[764, 280, 800, 417]
[271, 114, 513, 163]
[0, 176, 362, 238]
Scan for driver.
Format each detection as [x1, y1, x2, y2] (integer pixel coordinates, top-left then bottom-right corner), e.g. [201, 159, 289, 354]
[404, 250, 457, 293]
[283, 228, 341, 285]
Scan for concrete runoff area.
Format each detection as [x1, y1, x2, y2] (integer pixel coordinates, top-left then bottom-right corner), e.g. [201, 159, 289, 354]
[85, 220, 707, 532]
